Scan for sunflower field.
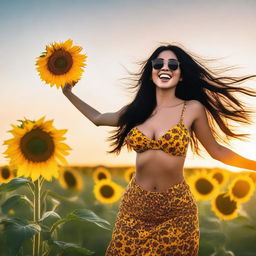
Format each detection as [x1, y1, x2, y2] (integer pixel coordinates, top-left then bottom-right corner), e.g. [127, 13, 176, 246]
[1, 38, 256, 255]
[1, 165, 256, 256]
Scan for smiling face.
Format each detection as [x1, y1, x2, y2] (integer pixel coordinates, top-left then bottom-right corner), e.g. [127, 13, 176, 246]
[151, 50, 181, 89]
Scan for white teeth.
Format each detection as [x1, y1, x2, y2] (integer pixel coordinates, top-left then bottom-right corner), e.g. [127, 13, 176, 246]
[159, 74, 171, 79]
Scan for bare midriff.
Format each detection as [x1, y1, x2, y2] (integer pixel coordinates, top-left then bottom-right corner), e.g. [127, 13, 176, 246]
[131, 101, 195, 193]
[135, 149, 185, 192]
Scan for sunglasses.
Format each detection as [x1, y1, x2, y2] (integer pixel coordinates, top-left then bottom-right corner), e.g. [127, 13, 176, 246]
[151, 58, 180, 71]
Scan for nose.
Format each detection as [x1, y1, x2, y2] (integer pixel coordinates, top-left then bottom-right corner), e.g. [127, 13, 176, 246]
[161, 60, 169, 70]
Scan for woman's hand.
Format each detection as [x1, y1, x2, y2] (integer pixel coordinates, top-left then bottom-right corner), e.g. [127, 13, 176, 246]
[62, 81, 77, 95]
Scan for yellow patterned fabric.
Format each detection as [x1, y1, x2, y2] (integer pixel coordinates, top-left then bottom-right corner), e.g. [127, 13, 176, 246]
[105, 175, 199, 255]
[125, 101, 190, 156]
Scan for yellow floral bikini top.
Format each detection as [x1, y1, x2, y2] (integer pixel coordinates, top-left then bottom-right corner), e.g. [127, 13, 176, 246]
[125, 101, 190, 156]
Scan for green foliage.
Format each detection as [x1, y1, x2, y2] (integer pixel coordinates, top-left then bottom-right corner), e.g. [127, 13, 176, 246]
[1, 194, 33, 215]
[39, 211, 61, 229]
[0, 218, 40, 255]
[47, 241, 95, 256]
[0, 178, 33, 192]
[67, 209, 111, 230]
[0, 174, 111, 255]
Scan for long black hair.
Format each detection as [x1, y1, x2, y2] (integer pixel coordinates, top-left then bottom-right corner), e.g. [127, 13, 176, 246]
[106, 44, 256, 156]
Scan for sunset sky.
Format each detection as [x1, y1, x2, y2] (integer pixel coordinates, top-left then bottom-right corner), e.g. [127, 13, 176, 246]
[1, 0, 256, 172]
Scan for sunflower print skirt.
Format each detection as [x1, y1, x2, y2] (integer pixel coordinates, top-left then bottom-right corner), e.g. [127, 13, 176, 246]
[105, 175, 199, 256]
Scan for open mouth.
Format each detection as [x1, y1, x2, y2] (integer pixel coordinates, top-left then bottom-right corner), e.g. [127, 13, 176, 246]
[159, 73, 172, 80]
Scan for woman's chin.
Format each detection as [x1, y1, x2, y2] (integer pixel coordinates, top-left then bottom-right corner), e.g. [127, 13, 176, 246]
[155, 82, 177, 89]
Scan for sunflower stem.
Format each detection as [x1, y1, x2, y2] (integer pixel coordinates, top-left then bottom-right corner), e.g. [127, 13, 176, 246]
[50, 218, 69, 234]
[27, 183, 35, 196]
[41, 189, 49, 215]
[33, 177, 42, 256]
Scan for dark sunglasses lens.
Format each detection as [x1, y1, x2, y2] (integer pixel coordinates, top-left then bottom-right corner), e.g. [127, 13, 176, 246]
[168, 60, 179, 70]
[152, 59, 163, 69]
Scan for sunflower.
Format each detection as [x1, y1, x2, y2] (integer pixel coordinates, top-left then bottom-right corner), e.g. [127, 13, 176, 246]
[92, 167, 111, 183]
[0, 166, 15, 183]
[59, 168, 83, 191]
[93, 179, 124, 204]
[228, 175, 255, 203]
[210, 168, 230, 187]
[3, 116, 71, 181]
[211, 192, 239, 220]
[36, 39, 87, 88]
[244, 171, 256, 186]
[124, 167, 135, 183]
[184, 167, 198, 179]
[187, 169, 219, 201]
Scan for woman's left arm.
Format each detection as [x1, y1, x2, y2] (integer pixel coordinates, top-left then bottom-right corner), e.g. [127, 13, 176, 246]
[191, 100, 256, 171]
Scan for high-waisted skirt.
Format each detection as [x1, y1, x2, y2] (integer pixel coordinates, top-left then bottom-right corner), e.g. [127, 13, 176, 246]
[105, 175, 199, 256]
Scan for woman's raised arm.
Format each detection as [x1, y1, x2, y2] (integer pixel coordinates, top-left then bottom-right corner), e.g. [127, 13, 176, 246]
[192, 100, 256, 171]
[94, 105, 127, 127]
[62, 83, 126, 127]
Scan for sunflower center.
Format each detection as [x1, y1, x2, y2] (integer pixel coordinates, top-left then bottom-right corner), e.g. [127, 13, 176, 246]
[98, 173, 107, 180]
[20, 128, 55, 162]
[232, 180, 250, 198]
[213, 173, 223, 184]
[1, 167, 10, 179]
[100, 185, 114, 198]
[216, 193, 237, 215]
[47, 49, 73, 75]
[64, 171, 76, 188]
[196, 178, 213, 195]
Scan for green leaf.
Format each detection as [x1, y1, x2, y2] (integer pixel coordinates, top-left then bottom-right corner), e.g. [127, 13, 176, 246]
[50, 209, 112, 234]
[39, 211, 61, 228]
[0, 177, 32, 192]
[200, 215, 221, 231]
[47, 190, 79, 202]
[48, 240, 95, 256]
[68, 209, 111, 231]
[1, 194, 33, 215]
[40, 51, 47, 57]
[200, 228, 226, 245]
[0, 218, 41, 255]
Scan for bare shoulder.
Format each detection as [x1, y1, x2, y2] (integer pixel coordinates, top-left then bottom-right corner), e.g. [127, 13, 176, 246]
[186, 99, 204, 108]
[186, 100, 205, 117]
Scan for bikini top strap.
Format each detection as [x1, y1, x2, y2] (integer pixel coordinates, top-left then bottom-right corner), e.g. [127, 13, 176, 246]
[180, 101, 186, 122]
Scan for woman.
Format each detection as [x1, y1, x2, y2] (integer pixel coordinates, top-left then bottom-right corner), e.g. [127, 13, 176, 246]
[62, 44, 256, 256]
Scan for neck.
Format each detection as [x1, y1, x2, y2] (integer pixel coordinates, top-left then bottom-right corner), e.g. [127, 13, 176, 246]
[155, 87, 182, 108]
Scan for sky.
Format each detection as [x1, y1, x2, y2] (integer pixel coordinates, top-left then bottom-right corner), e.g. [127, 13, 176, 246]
[0, 0, 256, 172]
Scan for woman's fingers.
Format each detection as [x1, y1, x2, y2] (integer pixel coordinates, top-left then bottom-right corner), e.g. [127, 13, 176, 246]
[62, 83, 72, 94]
[62, 81, 79, 94]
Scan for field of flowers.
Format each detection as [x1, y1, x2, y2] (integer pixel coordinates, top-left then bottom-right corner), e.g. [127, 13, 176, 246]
[1, 165, 256, 256]
[1, 39, 256, 256]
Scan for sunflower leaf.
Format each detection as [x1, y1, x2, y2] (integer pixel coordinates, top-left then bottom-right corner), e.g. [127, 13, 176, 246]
[0, 218, 41, 255]
[39, 211, 61, 228]
[40, 51, 47, 57]
[47, 190, 78, 202]
[50, 209, 112, 234]
[0, 177, 32, 192]
[47, 240, 95, 256]
[200, 228, 226, 245]
[1, 194, 33, 215]
[67, 209, 111, 231]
